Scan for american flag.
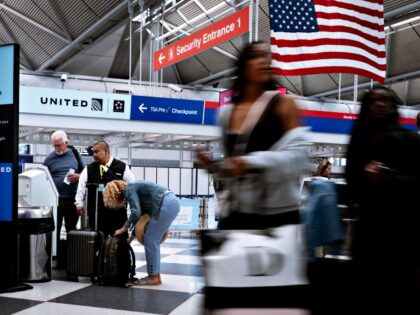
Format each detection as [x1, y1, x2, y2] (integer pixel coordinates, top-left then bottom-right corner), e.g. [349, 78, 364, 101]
[269, 0, 385, 83]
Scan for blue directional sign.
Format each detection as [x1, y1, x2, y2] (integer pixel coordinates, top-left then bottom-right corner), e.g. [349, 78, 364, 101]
[0, 45, 14, 105]
[131, 95, 205, 124]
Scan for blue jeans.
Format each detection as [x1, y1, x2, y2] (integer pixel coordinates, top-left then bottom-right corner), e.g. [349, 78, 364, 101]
[144, 192, 180, 275]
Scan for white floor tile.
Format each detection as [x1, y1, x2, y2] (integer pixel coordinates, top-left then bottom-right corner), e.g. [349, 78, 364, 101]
[165, 238, 200, 245]
[135, 261, 147, 269]
[132, 246, 187, 255]
[13, 302, 158, 315]
[132, 274, 205, 293]
[161, 254, 202, 265]
[169, 294, 204, 315]
[0, 280, 91, 302]
[131, 238, 199, 247]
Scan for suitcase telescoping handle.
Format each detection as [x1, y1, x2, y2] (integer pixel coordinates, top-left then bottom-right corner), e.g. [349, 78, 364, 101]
[94, 187, 98, 230]
[85, 183, 99, 230]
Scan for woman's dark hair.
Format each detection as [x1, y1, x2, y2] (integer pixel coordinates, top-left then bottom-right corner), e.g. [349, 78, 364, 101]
[345, 85, 401, 200]
[357, 85, 400, 128]
[231, 41, 277, 104]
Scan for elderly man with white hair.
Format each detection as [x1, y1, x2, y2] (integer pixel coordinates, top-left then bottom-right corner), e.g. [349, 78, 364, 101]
[44, 130, 84, 250]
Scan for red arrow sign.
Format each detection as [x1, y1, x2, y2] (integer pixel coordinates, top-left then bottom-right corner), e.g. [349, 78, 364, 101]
[153, 6, 249, 71]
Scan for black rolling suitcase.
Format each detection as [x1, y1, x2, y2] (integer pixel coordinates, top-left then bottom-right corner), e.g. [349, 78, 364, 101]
[67, 183, 104, 281]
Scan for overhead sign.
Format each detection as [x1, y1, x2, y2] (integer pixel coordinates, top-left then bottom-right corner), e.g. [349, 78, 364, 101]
[0, 45, 14, 105]
[219, 87, 287, 106]
[154, 6, 250, 71]
[219, 89, 235, 106]
[19, 86, 220, 126]
[203, 101, 219, 125]
[301, 109, 417, 134]
[20, 86, 131, 120]
[131, 95, 204, 124]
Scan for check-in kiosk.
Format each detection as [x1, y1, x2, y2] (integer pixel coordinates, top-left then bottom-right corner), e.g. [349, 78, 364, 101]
[19, 164, 59, 206]
[18, 164, 59, 282]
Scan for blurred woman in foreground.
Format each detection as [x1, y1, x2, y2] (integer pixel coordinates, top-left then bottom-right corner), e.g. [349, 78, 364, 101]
[197, 41, 309, 229]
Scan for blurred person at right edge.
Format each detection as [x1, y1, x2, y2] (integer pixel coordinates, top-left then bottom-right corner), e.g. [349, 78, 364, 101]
[345, 85, 420, 313]
[197, 41, 309, 229]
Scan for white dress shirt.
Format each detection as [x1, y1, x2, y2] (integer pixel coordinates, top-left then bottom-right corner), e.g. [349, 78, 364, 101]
[74, 157, 135, 207]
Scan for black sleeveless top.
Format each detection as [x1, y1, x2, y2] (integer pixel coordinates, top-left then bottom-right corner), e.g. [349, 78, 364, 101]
[225, 94, 284, 157]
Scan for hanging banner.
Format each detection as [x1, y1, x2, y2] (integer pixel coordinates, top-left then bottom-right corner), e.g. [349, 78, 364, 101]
[154, 6, 249, 71]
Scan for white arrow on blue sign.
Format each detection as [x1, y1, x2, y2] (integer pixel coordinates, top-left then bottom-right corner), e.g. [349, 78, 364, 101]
[138, 103, 148, 113]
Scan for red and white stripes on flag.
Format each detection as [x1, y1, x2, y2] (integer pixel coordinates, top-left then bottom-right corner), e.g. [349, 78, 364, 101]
[269, 0, 386, 83]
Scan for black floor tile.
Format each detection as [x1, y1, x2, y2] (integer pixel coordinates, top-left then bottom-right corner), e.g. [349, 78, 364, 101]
[0, 297, 42, 315]
[52, 268, 68, 281]
[137, 262, 203, 277]
[50, 284, 192, 314]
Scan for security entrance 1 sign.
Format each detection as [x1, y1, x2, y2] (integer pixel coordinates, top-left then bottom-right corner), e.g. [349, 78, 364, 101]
[153, 6, 249, 71]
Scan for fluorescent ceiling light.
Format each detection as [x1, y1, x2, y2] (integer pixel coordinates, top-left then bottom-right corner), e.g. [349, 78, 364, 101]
[158, 1, 228, 40]
[390, 16, 420, 28]
[168, 83, 182, 92]
[145, 28, 155, 37]
[132, 0, 181, 22]
[132, 8, 150, 23]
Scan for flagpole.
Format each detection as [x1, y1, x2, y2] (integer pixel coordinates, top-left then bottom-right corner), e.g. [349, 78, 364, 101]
[353, 75, 358, 102]
[338, 73, 342, 105]
[249, 0, 253, 43]
[255, 0, 259, 41]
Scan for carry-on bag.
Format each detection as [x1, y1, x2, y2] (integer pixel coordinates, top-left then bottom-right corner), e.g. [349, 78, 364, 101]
[66, 183, 104, 282]
[100, 235, 136, 287]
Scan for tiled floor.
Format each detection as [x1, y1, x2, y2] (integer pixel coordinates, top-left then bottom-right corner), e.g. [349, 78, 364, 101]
[0, 237, 205, 315]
